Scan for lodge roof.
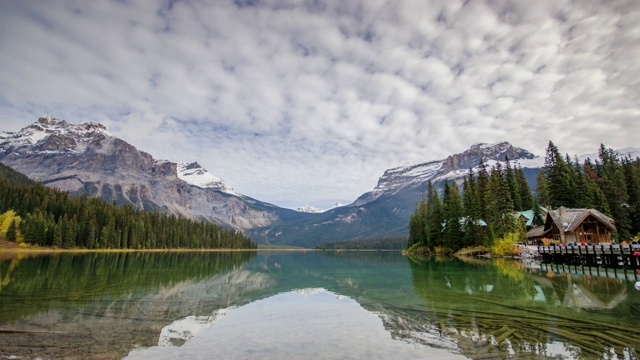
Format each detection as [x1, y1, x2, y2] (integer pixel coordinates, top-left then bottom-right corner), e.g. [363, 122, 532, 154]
[527, 225, 548, 238]
[546, 207, 616, 233]
[516, 206, 547, 227]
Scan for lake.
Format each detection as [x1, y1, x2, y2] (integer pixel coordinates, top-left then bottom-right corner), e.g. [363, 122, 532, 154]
[1, 251, 639, 359]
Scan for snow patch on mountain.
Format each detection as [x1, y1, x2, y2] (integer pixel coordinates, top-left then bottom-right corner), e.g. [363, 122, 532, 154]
[0, 115, 111, 154]
[177, 162, 239, 196]
[296, 203, 346, 213]
[353, 142, 541, 207]
[296, 205, 324, 213]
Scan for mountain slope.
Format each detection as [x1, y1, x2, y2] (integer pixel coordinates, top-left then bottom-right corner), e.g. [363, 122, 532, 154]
[0, 116, 302, 230]
[247, 142, 543, 247]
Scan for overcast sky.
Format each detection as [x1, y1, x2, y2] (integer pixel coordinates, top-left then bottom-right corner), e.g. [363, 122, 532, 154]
[0, 0, 638, 209]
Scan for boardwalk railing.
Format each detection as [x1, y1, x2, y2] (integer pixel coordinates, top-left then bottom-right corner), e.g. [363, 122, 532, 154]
[538, 244, 640, 268]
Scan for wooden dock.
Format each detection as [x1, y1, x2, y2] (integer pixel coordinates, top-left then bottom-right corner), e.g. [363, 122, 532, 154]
[538, 244, 640, 268]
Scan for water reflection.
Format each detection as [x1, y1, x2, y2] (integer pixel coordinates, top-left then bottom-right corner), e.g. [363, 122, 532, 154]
[406, 256, 640, 359]
[0, 251, 638, 359]
[0, 251, 259, 359]
[125, 289, 465, 360]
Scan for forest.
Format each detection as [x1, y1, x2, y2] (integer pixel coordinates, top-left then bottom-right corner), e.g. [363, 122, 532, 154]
[0, 163, 256, 249]
[407, 142, 640, 253]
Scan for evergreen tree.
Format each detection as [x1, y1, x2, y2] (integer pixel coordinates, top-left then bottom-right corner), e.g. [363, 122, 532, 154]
[598, 144, 631, 240]
[622, 156, 640, 237]
[53, 222, 63, 247]
[536, 170, 550, 208]
[425, 180, 444, 250]
[505, 157, 522, 211]
[583, 160, 611, 215]
[476, 160, 489, 221]
[443, 181, 464, 251]
[544, 141, 576, 208]
[485, 163, 515, 240]
[572, 156, 593, 208]
[408, 196, 427, 248]
[62, 215, 76, 248]
[6, 218, 17, 241]
[462, 173, 483, 247]
[516, 166, 534, 211]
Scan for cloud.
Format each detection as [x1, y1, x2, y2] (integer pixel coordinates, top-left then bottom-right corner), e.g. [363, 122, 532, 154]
[0, 0, 639, 209]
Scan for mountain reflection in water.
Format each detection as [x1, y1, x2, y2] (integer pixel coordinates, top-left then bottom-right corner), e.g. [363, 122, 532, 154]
[125, 289, 464, 360]
[0, 251, 638, 359]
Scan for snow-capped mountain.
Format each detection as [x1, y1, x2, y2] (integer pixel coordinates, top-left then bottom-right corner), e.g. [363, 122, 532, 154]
[176, 161, 238, 195]
[353, 141, 540, 206]
[0, 116, 300, 230]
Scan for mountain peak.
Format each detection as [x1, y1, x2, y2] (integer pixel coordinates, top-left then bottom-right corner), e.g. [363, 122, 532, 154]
[355, 141, 542, 206]
[1, 116, 112, 154]
[177, 162, 238, 195]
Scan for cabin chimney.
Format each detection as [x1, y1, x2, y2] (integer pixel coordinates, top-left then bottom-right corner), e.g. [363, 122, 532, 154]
[558, 206, 567, 225]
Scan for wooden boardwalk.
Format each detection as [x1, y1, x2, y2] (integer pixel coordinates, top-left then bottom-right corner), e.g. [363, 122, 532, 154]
[538, 244, 640, 268]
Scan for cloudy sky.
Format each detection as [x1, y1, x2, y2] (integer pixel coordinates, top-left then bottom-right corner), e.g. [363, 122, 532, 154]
[0, 0, 638, 209]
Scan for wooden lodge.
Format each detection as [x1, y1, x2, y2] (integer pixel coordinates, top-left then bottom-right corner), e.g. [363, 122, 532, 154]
[534, 208, 640, 268]
[542, 207, 616, 245]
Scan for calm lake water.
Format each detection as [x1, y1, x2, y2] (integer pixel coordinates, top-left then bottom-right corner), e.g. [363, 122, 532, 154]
[1, 251, 639, 359]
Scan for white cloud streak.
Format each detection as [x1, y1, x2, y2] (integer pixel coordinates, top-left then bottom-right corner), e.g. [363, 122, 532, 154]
[0, 0, 638, 209]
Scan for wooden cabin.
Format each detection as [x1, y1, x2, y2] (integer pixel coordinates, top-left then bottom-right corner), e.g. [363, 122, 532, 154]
[543, 207, 616, 244]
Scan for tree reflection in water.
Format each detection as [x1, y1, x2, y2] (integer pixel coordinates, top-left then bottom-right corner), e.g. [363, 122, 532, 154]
[401, 256, 640, 359]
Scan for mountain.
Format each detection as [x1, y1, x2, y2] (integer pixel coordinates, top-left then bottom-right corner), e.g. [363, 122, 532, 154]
[0, 116, 304, 230]
[354, 142, 542, 206]
[295, 205, 324, 213]
[247, 142, 543, 247]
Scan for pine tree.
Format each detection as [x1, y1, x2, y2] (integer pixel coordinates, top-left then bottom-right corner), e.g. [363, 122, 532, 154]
[476, 160, 489, 221]
[425, 180, 443, 250]
[583, 160, 611, 215]
[463, 170, 485, 247]
[536, 170, 550, 208]
[53, 222, 63, 247]
[572, 156, 593, 208]
[485, 163, 515, 240]
[505, 157, 522, 211]
[6, 218, 17, 241]
[598, 144, 631, 240]
[622, 156, 640, 237]
[62, 215, 76, 248]
[408, 196, 427, 249]
[516, 166, 534, 211]
[443, 181, 464, 251]
[544, 141, 576, 208]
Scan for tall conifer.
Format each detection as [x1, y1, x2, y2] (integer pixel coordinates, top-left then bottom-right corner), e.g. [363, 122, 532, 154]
[443, 181, 464, 251]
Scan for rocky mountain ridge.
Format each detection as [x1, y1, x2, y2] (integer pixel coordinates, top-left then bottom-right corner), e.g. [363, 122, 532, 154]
[353, 141, 542, 207]
[0, 116, 299, 230]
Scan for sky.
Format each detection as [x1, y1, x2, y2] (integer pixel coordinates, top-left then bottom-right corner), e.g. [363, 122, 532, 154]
[0, 0, 638, 210]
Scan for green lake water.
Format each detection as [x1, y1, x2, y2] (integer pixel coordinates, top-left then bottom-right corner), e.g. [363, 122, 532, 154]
[0, 251, 638, 359]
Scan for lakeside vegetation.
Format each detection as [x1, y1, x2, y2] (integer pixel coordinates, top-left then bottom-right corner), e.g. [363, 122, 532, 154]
[407, 142, 640, 255]
[0, 163, 256, 250]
